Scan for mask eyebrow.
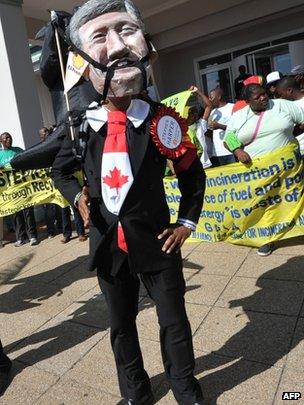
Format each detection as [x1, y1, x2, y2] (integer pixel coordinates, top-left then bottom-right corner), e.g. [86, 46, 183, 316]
[86, 17, 140, 40]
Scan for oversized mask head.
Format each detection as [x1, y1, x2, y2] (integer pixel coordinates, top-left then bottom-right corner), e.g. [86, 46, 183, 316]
[69, 0, 156, 100]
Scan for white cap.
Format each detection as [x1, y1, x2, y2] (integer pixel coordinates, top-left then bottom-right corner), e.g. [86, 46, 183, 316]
[266, 71, 283, 85]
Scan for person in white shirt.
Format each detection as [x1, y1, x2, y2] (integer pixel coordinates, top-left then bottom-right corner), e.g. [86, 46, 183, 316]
[208, 88, 235, 166]
[276, 76, 304, 156]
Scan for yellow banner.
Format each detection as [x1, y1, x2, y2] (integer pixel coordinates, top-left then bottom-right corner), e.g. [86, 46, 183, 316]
[165, 144, 304, 246]
[0, 168, 68, 217]
[162, 90, 192, 118]
[2, 145, 304, 248]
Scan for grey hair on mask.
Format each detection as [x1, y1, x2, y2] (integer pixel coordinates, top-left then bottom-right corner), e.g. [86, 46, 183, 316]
[69, 0, 145, 49]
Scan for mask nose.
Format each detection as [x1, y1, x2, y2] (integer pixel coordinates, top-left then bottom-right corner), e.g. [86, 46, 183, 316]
[106, 30, 129, 61]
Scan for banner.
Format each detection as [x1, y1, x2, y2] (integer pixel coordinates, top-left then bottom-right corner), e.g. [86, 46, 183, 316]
[1, 146, 304, 247]
[162, 90, 192, 118]
[0, 168, 68, 217]
[64, 52, 89, 94]
[165, 144, 304, 246]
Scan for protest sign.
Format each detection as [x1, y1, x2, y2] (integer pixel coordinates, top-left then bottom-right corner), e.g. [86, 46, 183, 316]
[0, 168, 68, 217]
[162, 90, 192, 118]
[165, 144, 304, 246]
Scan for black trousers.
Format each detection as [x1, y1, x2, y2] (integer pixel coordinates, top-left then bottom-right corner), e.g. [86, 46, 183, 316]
[43, 204, 56, 236]
[56, 206, 85, 238]
[14, 207, 37, 242]
[98, 262, 202, 404]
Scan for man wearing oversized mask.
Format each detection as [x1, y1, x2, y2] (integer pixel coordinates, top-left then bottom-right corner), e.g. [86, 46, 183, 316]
[51, 1, 205, 404]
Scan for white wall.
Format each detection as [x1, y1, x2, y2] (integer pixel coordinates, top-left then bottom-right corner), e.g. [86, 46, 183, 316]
[0, 2, 43, 148]
[35, 73, 55, 130]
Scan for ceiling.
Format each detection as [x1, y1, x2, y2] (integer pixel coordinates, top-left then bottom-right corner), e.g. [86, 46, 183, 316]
[21, 0, 181, 21]
[22, 0, 303, 51]
[22, 0, 253, 39]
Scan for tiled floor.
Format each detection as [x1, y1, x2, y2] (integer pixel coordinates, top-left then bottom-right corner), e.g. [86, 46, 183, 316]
[1, 233, 304, 404]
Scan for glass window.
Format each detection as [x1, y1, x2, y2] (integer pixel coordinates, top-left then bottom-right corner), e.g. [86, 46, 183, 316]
[201, 68, 233, 102]
[273, 53, 292, 74]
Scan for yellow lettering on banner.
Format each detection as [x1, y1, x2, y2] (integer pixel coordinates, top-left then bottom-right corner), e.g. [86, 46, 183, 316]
[0, 168, 83, 217]
[164, 144, 304, 247]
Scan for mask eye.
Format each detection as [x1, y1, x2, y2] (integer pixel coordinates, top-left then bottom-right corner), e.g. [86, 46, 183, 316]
[119, 25, 138, 35]
[92, 32, 107, 42]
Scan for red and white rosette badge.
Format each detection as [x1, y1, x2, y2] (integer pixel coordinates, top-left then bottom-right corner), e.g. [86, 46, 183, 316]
[150, 106, 189, 159]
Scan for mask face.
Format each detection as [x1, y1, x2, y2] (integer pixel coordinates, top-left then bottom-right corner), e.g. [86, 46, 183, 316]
[79, 11, 149, 98]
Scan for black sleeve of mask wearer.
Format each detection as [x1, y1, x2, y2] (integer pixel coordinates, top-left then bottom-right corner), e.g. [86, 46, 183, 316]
[51, 131, 83, 207]
[10, 124, 67, 171]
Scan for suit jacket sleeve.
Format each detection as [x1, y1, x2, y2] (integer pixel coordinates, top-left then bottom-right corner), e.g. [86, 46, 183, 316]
[51, 132, 82, 206]
[174, 155, 205, 224]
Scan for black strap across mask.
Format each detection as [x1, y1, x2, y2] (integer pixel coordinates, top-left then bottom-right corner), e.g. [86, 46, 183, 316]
[53, 22, 151, 103]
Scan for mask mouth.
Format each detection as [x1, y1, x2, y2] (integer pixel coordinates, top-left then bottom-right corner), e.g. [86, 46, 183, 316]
[88, 54, 149, 102]
[107, 58, 140, 70]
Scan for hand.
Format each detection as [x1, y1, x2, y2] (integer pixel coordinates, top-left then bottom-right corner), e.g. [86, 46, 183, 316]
[158, 225, 192, 254]
[189, 85, 198, 93]
[208, 120, 223, 130]
[78, 187, 90, 228]
[234, 148, 252, 164]
[51, 10, 71, 31]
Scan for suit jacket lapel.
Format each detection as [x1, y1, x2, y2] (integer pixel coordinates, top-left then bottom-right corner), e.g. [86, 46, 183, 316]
[87, 125, 106, 176]
[127, 119, 150, 179]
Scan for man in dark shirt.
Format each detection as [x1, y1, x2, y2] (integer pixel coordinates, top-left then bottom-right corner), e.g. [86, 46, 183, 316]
[234, 65, 251, 100]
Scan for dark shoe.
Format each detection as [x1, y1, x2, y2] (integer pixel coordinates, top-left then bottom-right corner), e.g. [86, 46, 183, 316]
[78, 235, 87, 242]
[61, 236, 71, 244]
[0, 355, 12, 396]
[257, 243, 274, 256]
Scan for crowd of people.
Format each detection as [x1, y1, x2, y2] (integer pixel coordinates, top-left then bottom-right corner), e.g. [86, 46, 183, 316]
[0, 128, 87, 246]
[185, 65, 304, 256]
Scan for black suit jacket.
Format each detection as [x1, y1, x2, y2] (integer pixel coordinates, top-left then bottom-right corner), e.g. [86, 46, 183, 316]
[51, 102, 205, 274]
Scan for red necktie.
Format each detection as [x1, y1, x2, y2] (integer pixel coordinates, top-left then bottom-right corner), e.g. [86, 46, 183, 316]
[101, 111, 134, 253]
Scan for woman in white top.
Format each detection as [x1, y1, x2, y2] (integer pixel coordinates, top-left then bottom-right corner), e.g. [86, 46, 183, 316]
[225, 84, 304, 163]
[224, 83, 304, 256]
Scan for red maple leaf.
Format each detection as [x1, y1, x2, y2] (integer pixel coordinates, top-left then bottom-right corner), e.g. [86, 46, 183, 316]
[102, 167, 129, 192]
